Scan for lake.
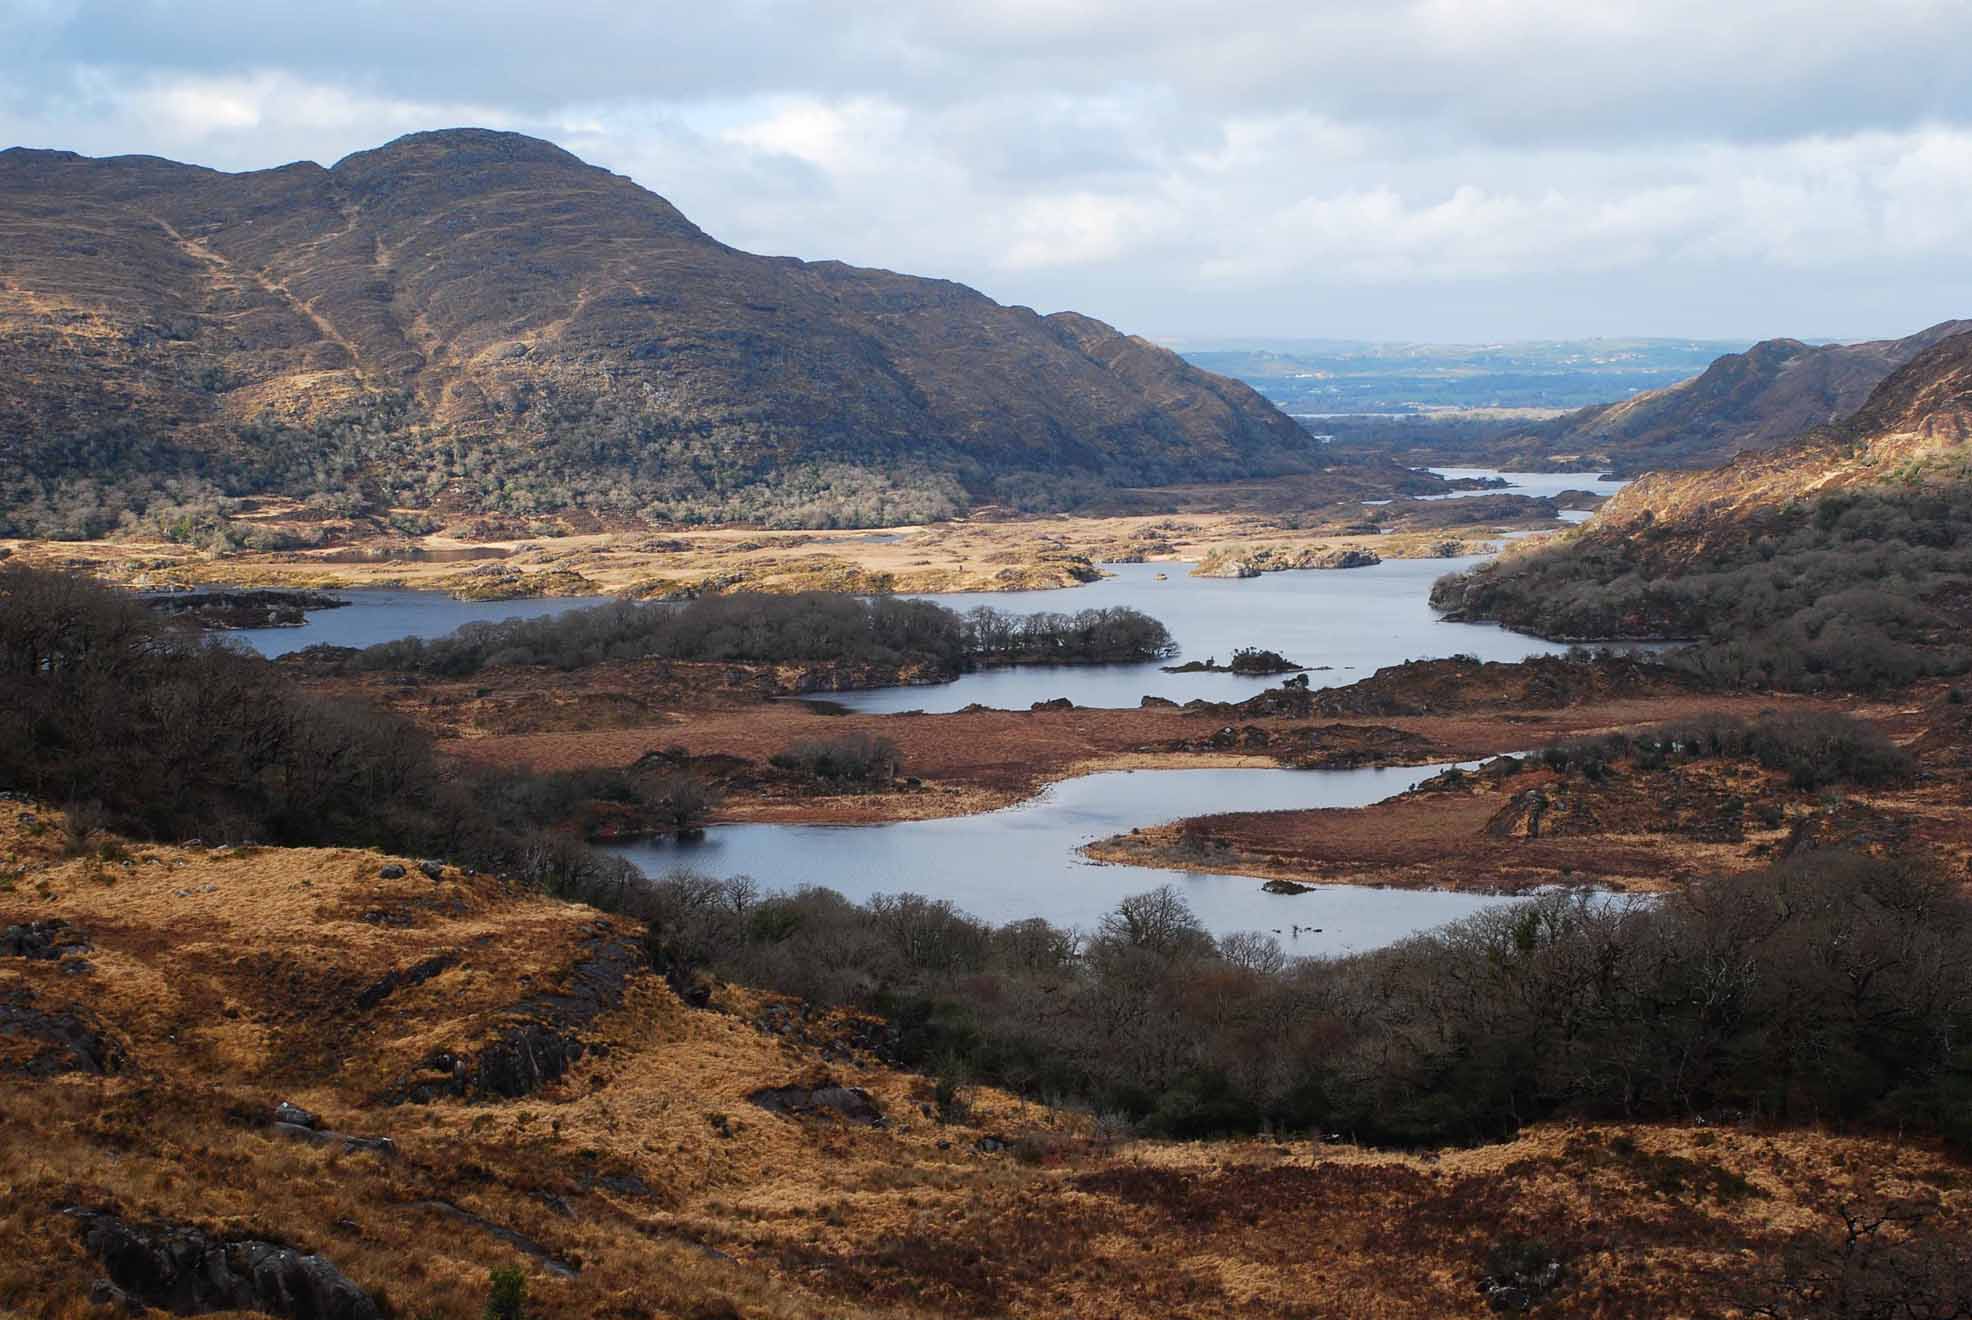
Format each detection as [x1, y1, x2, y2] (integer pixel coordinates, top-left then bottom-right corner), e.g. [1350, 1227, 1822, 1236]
[607, 763, 1525, 950]
[229, 588, 616, 657]
[218, 467, 1608, 945]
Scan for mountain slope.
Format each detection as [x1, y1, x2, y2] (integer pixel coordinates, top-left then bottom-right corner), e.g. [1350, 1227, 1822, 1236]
[1499, 319, 1972, 474]
[0, 129, 1311, 537]
[1430, 331, 1972, 689]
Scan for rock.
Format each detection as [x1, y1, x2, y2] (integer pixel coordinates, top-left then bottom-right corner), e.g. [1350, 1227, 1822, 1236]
[2, 920, 86, 960]
[416, 860, 445, 881]
[272, 1101, 319, 1129]
[354, 954, 457, 1011]
[748, 1076, 884, 1126]
[1030, 697, 1075, 711]
[376, 864, 406, 879]
[1262, 879, 1315, 896]
[974, 1135, 1008, 1153]
[1480, 1242, 1565, 1313]
[414, 1201, 578, 1277]
[395, 928, 645, 1103]
[0, 990, 127, 1076]
[68, 1209, 384, 1320]
[269, 1123, 396, 1157]
[1140, 695, 1178, 708]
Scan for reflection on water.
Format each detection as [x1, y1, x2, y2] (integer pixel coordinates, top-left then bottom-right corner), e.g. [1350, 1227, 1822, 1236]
[607, 764, 1522, 948]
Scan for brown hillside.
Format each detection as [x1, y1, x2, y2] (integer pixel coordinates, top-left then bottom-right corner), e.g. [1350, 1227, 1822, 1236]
[0, 129, 1312, 536]
[5, 800, 1966, 1318]
[1593, 328, 1972, 533]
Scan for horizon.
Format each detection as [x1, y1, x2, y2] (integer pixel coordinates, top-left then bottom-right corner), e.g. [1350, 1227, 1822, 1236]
[6, 1, 1971, 344]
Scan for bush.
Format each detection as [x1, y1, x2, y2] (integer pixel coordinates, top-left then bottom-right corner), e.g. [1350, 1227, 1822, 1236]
[1429, 484, 1972, 692]
[1536, 712, 1913, 791]
[0, 564, 650, 885]
[771, 733, 903, 785]
[483, 1265, 526, 1320]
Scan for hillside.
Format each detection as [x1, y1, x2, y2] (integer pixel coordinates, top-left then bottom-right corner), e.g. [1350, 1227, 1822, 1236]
[0, 129, 1311, 538]
[1491, 319, 1972, 474]
[1430, 330, 1972, 688]
[6, 800, 1968, 1318]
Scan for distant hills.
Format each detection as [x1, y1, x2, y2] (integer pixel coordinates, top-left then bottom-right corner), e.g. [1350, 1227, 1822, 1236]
[1180, 338, 1746, 415]
[1240, 322, 1972, 477]
[1503, 319, 1972, 474]
[0, 129, 1310, 538]
[1430, 328, 1972, 689]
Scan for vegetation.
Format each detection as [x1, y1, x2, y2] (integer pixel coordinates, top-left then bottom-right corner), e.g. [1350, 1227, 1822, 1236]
[1432, 484, 1972, 691]
[0, 564, 692, 880]
[1535, 711, 1915, 790]
[344, 594, 1175, 678]
[580, 846, 1972, 1151]
[770, 733, 904, 786]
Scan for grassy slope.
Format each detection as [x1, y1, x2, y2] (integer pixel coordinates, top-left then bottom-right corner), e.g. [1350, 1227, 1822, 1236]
[4, 800, 1967, 1318]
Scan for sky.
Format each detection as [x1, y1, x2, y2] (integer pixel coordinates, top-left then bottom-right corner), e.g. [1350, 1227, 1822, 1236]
[5, 0, 1972, 343]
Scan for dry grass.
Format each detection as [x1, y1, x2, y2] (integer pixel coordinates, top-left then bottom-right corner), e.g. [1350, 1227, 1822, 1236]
[4, 798, 1967, 1318]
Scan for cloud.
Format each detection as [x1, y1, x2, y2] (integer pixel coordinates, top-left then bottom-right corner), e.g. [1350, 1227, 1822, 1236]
[5, 2, 1972, 339]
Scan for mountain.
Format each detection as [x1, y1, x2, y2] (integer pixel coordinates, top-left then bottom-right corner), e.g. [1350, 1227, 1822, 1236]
[0, 129, 1311, 537]
[1430, 330, 1972, 689]
[1498, 320, 1972, 474]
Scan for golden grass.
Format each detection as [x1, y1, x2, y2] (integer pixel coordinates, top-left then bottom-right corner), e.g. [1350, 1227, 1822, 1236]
[4, 799, 1965, 1319]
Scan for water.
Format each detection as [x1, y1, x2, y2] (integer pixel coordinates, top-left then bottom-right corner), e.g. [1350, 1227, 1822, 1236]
[227, 589, 616, 657]
[607, 763, 1522, 948]
[1420, 467, 1624, 501]
[822, 556, 1578, 713]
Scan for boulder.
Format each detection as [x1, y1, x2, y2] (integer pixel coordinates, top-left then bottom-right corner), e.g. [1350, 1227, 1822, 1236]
[376, 864, 406, 879]
[69, 1209, 383, 1320]
[748, 1076, 884, 1126]
[272, 1101, 319, 1129]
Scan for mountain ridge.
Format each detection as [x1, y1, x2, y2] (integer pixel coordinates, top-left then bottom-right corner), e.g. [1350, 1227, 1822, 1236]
[0, 128, 1311, 536]
[1505, 318, 1972, 473]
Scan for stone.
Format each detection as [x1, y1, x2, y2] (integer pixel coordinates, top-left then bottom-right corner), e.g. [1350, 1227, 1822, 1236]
[69, 1210, 384, 1320]
[376, 864, 406, 879]
[416, 860, 444, 880]
[272, 1101, 319, 1129]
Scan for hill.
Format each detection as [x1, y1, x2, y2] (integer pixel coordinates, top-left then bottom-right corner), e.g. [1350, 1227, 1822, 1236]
[1493, 319, 1972, 474]
[0, 129, 1311, 538]
[6, 801, 1969, 1318]
[1430, 330, 1972, 688]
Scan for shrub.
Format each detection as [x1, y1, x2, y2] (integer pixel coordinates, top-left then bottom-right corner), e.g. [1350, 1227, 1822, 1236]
[771, 733, 903, 786]
[483, 1265, 526, 1320]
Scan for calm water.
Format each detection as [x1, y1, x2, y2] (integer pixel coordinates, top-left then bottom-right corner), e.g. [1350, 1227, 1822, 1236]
[824, 555, 1576, 713]
[214, 468, 1604, 946]
[608, 763, 1522, 949]
[228, 589, 616, 657]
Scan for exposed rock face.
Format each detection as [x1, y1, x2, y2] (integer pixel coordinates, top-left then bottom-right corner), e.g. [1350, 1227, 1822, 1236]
[70, 1210, 383, 1320]
[0, 128, 1311, 534]
[395, 925, 644, 1102]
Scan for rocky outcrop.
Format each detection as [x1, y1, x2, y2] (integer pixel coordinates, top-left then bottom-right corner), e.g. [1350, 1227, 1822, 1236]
[69, 1209, 383, 1320]
[395, 925, 644, 1102]
[0, 989, 125, 1076]
[749, 1075, 885, 1126]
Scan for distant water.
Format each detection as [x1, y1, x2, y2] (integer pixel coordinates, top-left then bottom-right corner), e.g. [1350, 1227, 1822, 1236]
[227, 589, 615, 657]
[608, 763, 1526, 948]
[822, 555, 1577, 713]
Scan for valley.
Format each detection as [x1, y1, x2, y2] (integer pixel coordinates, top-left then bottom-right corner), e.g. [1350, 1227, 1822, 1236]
[6, 108, 1972, 1320]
